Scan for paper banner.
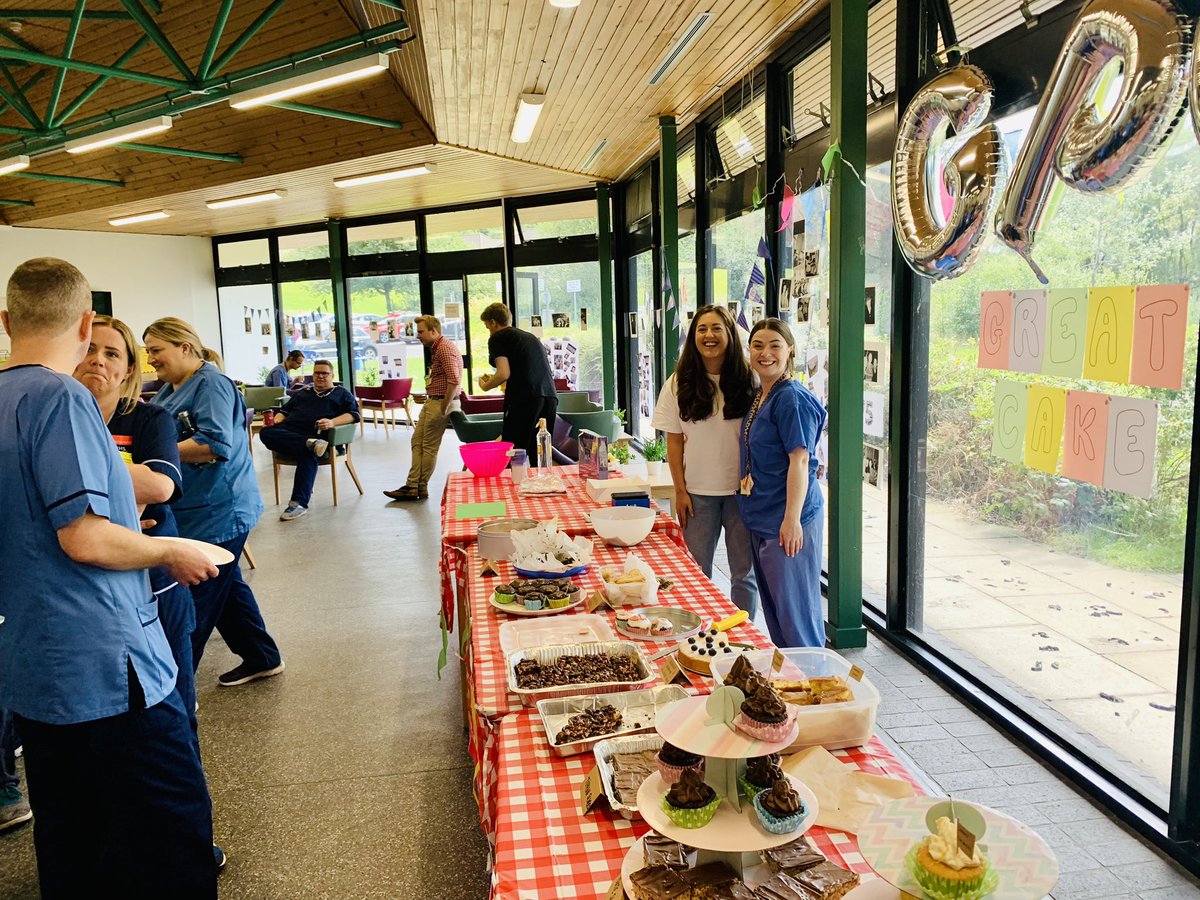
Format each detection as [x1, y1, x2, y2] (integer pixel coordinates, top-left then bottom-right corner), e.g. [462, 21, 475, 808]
[1104, 396, 1158, 498]
[776, 183, 796, 232]
[1084, 286, 1134, 383]
[1043, 288, 1087, 378]
[1009, 290, 1047, 374]
[1062, 390, 1109, 485]
[1131, 283, 1189, 390]
[1023, 385, 1066, 474]
[992, 380, 1027, 463]
[863, 390, 886, 438]
[977, 291, 1012, 370]
[713, 269, 729, 304]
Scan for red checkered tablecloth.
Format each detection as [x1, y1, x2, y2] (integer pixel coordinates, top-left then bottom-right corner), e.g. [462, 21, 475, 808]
[438, 466, 684, 629]
[489, 710, 926, 899]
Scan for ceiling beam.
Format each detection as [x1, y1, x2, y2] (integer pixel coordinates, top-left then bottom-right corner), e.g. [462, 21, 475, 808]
[197, 0, 236, 83]
[0, 70, 45, 124]
[11, 171, 125, 187]
[0, 46, 188, 91]
[0, 24, 40, 55]
[118, 0, 195, 82]
[46, 0, 89, 127]
[0, 9, 132, 19]
[269, 101, 402, 128]
[0, 199, 35, 207]
[53, 35, 151, 128]
[207, 0, 289, 79]
[0, 63, 42, 128]
[117, 142, 243, 163]
[365, 0, 406, 9]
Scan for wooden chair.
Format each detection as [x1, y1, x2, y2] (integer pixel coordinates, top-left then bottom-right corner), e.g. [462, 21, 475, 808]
[271, 422, 363, 506]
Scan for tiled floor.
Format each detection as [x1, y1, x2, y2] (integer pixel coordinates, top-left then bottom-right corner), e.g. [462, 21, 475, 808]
[1, 427, 1196, 898]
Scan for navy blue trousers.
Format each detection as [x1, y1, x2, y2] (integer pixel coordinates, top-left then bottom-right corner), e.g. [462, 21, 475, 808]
[0, 706, 17, 791]
[259, 424, 319, 507]
[17, 686, 216, 899]
[189, 531, 282, 673]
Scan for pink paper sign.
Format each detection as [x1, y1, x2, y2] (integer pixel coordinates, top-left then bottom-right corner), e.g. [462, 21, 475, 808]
[1131, 284, 1189, 390]
[978, 291, 1012, 370]
[1062, 391, 1109, 485]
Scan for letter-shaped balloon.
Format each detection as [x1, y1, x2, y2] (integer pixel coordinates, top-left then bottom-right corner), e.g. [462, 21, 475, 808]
[891, 65, 1007, 280]
[996, 0, 1191, 284]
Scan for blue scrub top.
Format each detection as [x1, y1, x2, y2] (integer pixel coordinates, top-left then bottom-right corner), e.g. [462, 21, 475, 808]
[265, 364, 290, 388]
[737, 379, 827, 538]
[151, 362, 263, 543]
[0, 366, 178, 724]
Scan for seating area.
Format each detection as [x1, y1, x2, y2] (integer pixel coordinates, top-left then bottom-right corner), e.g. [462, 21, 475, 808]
[269, 422, 363, 507]
[354, 379, 414, 435]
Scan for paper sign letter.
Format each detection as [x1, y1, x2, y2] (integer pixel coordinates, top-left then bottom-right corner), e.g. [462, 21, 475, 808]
[1084, 286, 1134, 383]
[992, 381, 1027, 463]
[1009, 290, 1047, 374]
[978, 291, 1012, 370]
[1023, 385, 1065, 473]
[1043, 288, 1086, 378]
[1131, 284, 1189, 390]
[1103, 396, 1157, 498]
[1062, 391, 1108, 485]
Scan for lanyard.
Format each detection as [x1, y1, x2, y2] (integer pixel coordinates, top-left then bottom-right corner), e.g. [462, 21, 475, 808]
[740, 376, 789, 494]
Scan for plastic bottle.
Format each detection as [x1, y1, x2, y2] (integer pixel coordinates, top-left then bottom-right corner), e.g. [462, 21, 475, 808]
[509, 448, 528, 485]
[536, 418, 552, 471]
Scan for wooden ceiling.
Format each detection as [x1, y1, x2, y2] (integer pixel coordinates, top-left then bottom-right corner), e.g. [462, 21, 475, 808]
[0, 0, 1052, 237]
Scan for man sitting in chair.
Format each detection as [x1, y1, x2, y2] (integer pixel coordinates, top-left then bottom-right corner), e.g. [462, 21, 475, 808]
[260, 359, 359, 521]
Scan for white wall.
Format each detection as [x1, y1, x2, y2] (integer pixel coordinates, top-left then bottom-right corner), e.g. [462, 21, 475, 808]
[0, 225, 217, 357]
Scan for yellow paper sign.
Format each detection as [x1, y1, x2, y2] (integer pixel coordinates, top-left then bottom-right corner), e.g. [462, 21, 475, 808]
[849, 665, 865, 682]
[658, 655, 690, 686]
[1024, 385, 1066, 474]
[585, 590, 611, 613]
[1083, 286, 1134, 384]
[772, 649, 785, 672]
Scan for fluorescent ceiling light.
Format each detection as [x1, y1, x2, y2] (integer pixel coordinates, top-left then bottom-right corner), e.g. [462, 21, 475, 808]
[0, 155, 30, 176]
[229, 54, 390, 110]
[206, 189, 287, 209]
[511, 93, 545, 144]
[549, 0, 581, 7]
[333, 162, 436, 188]
[648, 12, 714, 86]
[109, 210, 170, 226]
[65, 116, 173, 154]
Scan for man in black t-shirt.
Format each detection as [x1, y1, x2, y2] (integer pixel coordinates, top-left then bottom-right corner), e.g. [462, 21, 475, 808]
[477, 302, 557, 460]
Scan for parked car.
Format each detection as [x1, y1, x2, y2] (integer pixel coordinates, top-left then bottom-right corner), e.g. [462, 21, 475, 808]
[286, 324, 378, 361]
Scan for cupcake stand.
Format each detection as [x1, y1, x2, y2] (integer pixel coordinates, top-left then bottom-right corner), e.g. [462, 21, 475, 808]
[621, 689, 821, 893]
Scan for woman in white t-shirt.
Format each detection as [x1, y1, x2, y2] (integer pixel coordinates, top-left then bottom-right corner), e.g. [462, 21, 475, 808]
[652, 305, 759, 615]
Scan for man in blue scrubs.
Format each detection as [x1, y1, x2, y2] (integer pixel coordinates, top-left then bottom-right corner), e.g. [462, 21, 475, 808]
[0, 258, 220, 898]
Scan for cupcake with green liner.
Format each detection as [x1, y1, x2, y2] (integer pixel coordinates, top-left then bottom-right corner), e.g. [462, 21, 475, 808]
[660, 768, 720, 829]
[904, 816, 997, 900]
[752, 777, 808, 834]
[733, 683, 796, 742]
[494, 583, 517, 604]
[739, 755, 783, 799]
[657, 741, 704, 785]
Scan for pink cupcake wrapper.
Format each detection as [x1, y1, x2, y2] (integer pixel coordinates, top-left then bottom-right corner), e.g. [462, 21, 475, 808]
[657, 756, 704, 786]
[732, 709, 796, 743]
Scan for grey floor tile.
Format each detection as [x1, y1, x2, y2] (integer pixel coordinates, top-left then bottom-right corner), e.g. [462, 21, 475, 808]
[1036, 797, 1114, 823]
[928, 767, 1010, 791]
[1111, 861, 1197, 893]
[1050, 868, 1133, 899]
[958, 731, 1016, 752]
[941, 718, 998, 738]
[888, 724, 954, 743]
[876, 711, 937, 729]
[995, 763, 1058, 786]
[1137, 886, 1200, 899]
[981, 747, 1038, 768]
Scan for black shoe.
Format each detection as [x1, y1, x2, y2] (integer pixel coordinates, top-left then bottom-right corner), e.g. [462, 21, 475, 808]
[218, 661, 285, 686]
[383, 486, 423, 501]
[214, 844, 227, 874]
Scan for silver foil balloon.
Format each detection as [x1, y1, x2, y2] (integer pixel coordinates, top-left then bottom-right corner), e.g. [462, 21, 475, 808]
[996, 0, 1192, 284]
[892, 65, 1008, 281]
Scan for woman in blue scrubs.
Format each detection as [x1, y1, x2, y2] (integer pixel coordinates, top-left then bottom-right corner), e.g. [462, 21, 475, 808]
[145, 317, 284, 688]
[737, 319, 828, 648]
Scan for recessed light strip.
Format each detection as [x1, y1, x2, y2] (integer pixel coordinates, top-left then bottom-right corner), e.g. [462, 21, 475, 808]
[0, 155, 30, 176]
[648, 12, 715, 86]
[206, 189, 287, 209]
[334, 162, 436, 188]
[109, 210, 170, 226]
[581, 140, 607, 170]
[65, 116, 173, 154]
[229, 54, 390, 110]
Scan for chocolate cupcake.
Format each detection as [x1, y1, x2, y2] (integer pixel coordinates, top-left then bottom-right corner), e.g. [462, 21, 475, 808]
[723, 654, 758, 695]
[733, 684, 795, 742]
[657, 741, 704, 785]
[752, 778, 808, 834]
[738, 758, 784, 799]
[660, 767, 719, 829]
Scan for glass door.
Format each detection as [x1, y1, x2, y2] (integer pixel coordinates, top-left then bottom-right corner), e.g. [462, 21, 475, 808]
[431, 272, 503, 394]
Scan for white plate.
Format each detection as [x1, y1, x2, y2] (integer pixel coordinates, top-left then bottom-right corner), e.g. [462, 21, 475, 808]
[655, 695, 799, 759]
[636, 771, 819, 852]
[489, 592, 586, 617]
[614, 606, 702, 642]
[498, 614, 615, 655]
[151, 536, 234, 566]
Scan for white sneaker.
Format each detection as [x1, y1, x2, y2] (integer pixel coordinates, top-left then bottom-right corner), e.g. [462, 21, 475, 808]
[306, 438, 329, 457]
[280, 502, 308, 521]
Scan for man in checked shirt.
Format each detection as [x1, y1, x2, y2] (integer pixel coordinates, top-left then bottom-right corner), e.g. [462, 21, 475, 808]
[384, 315, 463, 501]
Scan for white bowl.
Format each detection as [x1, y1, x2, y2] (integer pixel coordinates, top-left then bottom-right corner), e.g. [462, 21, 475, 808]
[589, 506, 656, 547]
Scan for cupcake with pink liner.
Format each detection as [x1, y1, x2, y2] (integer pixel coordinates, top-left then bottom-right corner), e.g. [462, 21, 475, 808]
[626, 613, 652, 635]
[732, 683, 796, 742]
[657, 741, 704, 785]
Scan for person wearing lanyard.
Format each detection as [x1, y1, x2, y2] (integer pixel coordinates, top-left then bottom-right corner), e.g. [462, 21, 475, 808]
[145, 317, 285, 688]
[0, 258, 218, 896]
[260, 357, 360, 520]
[384, 315, 464, 502]
[651, 305, 759, 615]
[737, 319, 828, 648]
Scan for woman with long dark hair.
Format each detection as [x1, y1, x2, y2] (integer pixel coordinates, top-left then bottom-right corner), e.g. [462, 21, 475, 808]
[738, 318, 827, 647]
[652, 305, 758, 614]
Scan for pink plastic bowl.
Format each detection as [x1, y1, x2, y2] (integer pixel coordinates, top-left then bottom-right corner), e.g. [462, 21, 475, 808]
[459, 440, 515, 478]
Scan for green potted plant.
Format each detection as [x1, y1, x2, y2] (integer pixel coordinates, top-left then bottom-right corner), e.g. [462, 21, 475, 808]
[642, 437, 667, 475]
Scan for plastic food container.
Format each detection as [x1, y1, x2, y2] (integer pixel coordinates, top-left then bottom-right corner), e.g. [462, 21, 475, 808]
[537, 685, 687, 757]
[506, 640, 656, 706]
[459, 440, 515, 477]
[589, 506, 656, 547]
[712, 647, 879, 751]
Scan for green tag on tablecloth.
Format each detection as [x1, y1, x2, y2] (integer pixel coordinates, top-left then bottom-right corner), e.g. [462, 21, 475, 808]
[455, 501, 507, 519]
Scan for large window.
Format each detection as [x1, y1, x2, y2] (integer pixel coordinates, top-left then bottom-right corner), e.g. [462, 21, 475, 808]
[515, 262, 602, 393]
[280, 279, 348, 381]
[348, 272, 421, 387]
[427, 207, 504, 252]
[629, 250, 656, 441]
[217, 283, 277, 384]
[917, 107, 1191, 806]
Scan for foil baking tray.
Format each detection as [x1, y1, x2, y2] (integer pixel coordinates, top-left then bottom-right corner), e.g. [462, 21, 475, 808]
[537, 685, 687, 757]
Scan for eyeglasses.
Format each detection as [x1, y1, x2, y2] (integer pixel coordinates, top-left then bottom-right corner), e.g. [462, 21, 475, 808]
[313, 371, 333, 378]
